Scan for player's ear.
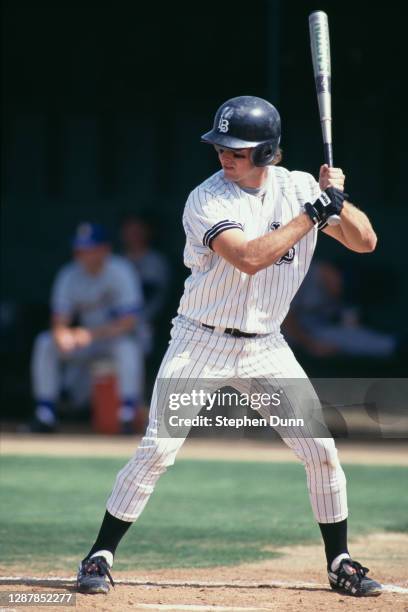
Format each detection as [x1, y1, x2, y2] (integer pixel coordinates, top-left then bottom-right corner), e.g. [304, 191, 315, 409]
[271, 146, 282, 165]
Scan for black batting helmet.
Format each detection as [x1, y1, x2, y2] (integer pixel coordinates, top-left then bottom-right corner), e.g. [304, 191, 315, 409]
[201, 95, 281, 167]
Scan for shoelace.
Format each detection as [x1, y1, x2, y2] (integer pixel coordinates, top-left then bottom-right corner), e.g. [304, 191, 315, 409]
[84, 557, 115, 588]
[340, 559, 369, 582]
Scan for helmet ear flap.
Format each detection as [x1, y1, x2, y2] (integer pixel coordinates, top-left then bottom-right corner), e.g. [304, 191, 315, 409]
[251, 139, 279, 167]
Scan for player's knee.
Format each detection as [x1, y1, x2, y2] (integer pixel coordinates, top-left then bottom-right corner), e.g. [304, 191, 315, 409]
[32, 330, 55, 357]
[299, 440, 340, 471]
[112, 336, 139, 363]
[145, 443, 178, 469]
[113, 335, 136, 349]
[132, 438, 178, 470]
[115, 447, 175, 491]
[325, 458, 340, 471]
[319, 450, 340, 471]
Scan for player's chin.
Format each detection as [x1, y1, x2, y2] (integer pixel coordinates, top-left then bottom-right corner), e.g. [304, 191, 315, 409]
[222, 167, 237, 179]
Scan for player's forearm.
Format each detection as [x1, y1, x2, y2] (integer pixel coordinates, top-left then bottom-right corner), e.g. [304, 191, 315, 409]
[51, 315, 71, 333]
[91, 315, 136, 340]
[242, 214, 314, 274]
[337, 203, 377, 253]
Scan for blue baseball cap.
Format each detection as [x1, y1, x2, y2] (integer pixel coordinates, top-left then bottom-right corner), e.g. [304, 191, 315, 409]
[72, 223, 110, 249]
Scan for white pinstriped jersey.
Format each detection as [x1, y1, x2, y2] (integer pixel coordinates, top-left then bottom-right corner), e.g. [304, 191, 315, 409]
[178, 166, 322, 334]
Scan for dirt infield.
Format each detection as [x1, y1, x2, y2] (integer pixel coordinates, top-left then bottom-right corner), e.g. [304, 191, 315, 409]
[1, 533, 407, 611]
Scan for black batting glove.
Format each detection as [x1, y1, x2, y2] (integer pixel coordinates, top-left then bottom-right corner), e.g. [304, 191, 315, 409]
[304, 187, 347, 230]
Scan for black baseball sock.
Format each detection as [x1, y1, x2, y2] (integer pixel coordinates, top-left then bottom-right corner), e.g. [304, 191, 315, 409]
[318, 518, 349, 570]
[84, 511, 132, 563]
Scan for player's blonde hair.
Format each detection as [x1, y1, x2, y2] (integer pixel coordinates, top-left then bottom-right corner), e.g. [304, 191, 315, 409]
[271, 146, 282, 165]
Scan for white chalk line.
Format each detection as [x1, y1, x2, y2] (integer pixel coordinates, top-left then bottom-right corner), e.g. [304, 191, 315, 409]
[0, 576, 407, 595]
[132, 606, 268, 611]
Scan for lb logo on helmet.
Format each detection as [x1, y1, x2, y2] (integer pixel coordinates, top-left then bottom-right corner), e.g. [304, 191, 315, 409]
[217, 107, 233, 133]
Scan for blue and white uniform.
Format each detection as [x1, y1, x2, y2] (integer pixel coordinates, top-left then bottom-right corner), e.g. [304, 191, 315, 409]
[32, 255, 144, 424]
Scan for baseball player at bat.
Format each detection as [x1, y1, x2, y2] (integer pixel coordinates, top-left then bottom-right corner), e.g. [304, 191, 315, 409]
[76, 97, 382, 597]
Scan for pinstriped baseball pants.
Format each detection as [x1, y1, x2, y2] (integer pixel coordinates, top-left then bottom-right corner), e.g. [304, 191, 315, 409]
[106, 315, 348, 524]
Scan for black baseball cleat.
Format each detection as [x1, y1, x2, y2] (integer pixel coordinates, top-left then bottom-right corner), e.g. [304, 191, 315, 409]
[77, 556, 115, 594]
[328, 558, 383, 597]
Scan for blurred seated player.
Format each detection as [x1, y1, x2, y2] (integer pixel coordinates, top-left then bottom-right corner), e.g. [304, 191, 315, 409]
[120, 214, 170, 355]
[29, 222, 144, 433]
[283, 260, 397, 357]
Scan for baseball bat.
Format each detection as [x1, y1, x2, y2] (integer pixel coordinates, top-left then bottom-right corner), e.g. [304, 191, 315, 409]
[308, 11, 340, 226]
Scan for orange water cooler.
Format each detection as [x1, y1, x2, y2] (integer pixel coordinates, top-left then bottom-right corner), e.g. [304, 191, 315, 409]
[91, 360, 120, 434]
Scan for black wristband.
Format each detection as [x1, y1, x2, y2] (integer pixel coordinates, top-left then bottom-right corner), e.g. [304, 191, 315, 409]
[304, 202, 320, 225]
[304, 188, 347, 229]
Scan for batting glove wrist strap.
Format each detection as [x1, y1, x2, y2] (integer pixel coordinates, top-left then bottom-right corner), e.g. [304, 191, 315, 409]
[305, 188, 347, 230]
